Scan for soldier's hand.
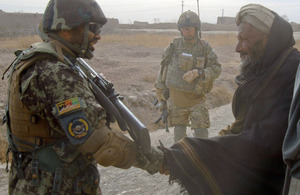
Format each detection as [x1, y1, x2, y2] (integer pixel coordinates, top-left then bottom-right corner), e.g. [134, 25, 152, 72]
[182, 69, 200, 83]
[156, 88, 166, 101]
[134, 146, 164, 175]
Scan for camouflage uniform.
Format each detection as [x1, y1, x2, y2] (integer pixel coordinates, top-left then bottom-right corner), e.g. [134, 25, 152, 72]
[155, 11, 221, 142]
[4, 0, 162, 194]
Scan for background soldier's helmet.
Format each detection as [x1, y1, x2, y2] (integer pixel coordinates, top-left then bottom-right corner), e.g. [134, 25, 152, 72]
[177, 10, 201, 30]
[43, 0, 107, 32]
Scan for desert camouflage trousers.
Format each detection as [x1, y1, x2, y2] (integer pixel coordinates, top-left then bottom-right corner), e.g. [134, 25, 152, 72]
[9, 155, 102, 195]
[169, 101, 210, 129]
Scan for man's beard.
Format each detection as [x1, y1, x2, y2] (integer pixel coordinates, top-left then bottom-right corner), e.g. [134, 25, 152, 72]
[239, 39, 265, 78]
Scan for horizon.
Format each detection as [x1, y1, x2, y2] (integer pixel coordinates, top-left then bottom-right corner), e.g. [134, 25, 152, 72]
[0, 0, 299, 24]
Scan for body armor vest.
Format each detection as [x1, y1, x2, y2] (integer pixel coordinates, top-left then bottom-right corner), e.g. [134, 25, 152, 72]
[7, 43, 60, 151]
[165, 37, 212, 94]
[6, 42, 100, 194]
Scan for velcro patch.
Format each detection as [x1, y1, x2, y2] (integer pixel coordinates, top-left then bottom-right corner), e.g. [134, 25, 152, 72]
[56, 97, 81, 116]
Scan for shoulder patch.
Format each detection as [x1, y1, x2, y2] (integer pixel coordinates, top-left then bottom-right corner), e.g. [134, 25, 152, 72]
[68, 117, 90, 139]
[56, 97, 82, 115]
[54, 97, 92, 145]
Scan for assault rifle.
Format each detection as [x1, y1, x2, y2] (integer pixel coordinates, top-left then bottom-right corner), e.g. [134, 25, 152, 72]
[154, 99, 169, 132]
[65, 57, 151, 154]
[153, 88, 170, 132]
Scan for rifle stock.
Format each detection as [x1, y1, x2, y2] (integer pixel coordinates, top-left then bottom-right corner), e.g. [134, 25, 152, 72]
[68, 57, 151, 153]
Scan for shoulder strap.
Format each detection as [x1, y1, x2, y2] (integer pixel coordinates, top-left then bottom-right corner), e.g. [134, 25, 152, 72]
[160, 39, 178, 82]
[14, 54, 56, 85]
[172, 37, 180, 49]
[16, 53, 56, 73]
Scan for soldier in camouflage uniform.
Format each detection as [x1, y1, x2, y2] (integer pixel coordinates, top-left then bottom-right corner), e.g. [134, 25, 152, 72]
[155, 10, 221, 143]
[4, 0, 162, 194]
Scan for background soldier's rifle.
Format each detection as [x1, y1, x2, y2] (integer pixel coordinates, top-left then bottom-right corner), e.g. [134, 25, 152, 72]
[154, 100, 169, 132]
[65, 57, 151, 154]
[153, 88, 170, 132]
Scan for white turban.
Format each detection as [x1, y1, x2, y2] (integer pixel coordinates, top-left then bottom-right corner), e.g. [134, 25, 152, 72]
[236, 4, 275, 34]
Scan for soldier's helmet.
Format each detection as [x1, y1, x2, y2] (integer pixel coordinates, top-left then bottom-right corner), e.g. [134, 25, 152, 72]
[177, 10, 201, 30]
[42, 0, 107, 59]
[43, 0, 107, 33]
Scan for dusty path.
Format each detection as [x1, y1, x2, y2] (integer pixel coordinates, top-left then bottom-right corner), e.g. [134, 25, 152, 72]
[0, 104, 233, 195]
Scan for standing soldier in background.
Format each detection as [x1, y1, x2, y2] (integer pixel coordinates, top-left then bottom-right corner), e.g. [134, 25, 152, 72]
[155, 10, 221, 143]
[3, 0, 161, 194]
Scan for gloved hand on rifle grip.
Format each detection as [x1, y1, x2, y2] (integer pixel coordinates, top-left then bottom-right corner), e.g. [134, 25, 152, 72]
[155, 101, 166, 111]
[156, 88, 167, 101]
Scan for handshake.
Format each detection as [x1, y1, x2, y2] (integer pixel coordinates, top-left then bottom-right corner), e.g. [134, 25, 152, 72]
[134, 144, 169, 175]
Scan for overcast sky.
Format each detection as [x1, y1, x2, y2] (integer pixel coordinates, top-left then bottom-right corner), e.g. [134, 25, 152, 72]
[0, 0, 299, 24]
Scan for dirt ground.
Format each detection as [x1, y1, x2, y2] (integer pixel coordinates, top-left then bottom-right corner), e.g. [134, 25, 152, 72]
[0, 30, 240, 194]
[0, 30, 240, 131]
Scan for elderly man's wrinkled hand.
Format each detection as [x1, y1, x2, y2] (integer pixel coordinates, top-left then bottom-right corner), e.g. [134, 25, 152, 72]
[159, 161, 170, 175]
[182, 69, 199, 83]
[218, 125, 232, 136]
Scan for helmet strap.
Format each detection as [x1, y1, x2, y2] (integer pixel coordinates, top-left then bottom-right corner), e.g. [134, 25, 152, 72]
[48, 32, 81, 54]
[80, 23, 94, 59]
[48, 23, 94, 59]
[195, 28, 200, 38]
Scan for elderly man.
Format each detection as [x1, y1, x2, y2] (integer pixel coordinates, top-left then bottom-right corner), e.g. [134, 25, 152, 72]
[154, 4, 300, 194]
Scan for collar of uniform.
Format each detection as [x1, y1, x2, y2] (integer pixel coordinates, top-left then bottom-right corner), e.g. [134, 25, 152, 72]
[181, 37, 198, 48]
[49, 39, 77, 62]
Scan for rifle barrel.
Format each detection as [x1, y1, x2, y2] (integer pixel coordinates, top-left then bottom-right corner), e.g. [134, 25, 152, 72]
[76, 57, 151, 153]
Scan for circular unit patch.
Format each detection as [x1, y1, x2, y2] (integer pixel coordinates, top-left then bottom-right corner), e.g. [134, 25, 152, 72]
[68, 117, 89, 139]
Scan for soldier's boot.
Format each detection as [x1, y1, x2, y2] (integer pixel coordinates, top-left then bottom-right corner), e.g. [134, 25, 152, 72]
[194, 128, 208, 138]
[174, 125, 187, 143]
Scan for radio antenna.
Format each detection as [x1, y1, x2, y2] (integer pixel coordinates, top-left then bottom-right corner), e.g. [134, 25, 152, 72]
[197, 0, 202, 38]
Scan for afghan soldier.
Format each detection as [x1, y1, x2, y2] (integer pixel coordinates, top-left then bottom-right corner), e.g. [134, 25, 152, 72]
[155, 10, 221, 143]
[4, 0, 161, 194]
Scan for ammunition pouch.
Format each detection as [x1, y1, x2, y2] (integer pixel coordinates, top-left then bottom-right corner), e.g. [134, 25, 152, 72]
[178, 54, 194, 71]
[33, 139, 99, 194]
[177, 55, 205, 72]
[165, 38, 213, 94]
[195, 57, 205, 69]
